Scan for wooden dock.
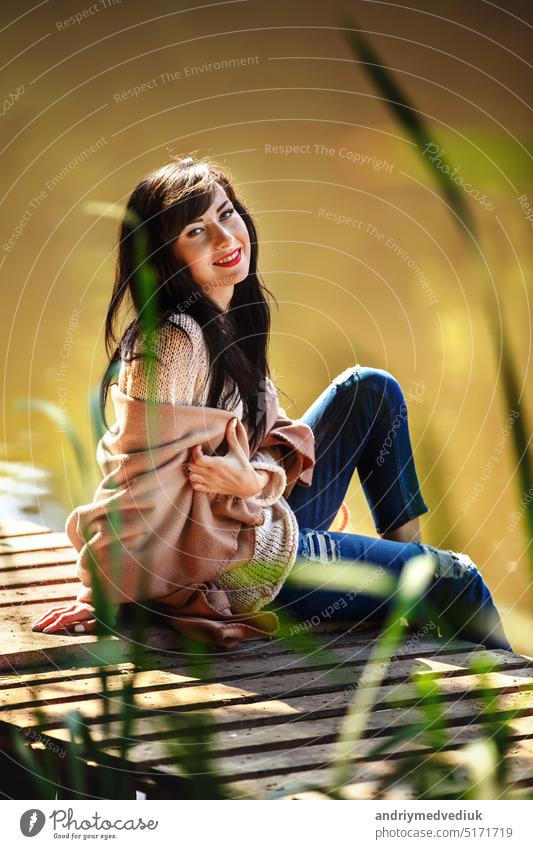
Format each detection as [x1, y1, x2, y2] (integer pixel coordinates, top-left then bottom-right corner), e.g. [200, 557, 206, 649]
[2, 518, 533, 800]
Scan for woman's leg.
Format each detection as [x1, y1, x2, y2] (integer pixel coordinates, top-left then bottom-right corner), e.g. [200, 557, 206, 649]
[285, 364, 430, 537]
[278, 364, 512, 652]
[383, 516, 421, 543]
[274, 528, 513, 652]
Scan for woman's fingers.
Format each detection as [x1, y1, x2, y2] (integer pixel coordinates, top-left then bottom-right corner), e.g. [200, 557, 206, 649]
[186, 469, 221, 494]
[188, 473, 213, 492]
[56, 618, 98, 635]
[42, 608, 95, 634]
[32, 603, 74, 624]
[190, 444, 203, 462]
[189, 473, 209, 485]
[187, 457, 214, 473]
[32, 603, 96, 634]
[40, 614, 71, 633]
[226, 417, 246, 456]
[32, 604, 75, 631]
[43, 618, 98, 635]
[191, 481, 210, 492]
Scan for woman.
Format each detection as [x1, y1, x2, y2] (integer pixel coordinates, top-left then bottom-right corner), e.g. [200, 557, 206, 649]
[32, 155, 512, 653]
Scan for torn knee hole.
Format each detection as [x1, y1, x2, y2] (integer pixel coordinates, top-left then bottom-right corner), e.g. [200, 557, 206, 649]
[420, 543, 477, 580]
[302, 530, 340, 564]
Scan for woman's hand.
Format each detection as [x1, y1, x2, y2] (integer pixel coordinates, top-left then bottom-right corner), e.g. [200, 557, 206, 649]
[185, 417, 265, 499]
[31, 601, 98, 635]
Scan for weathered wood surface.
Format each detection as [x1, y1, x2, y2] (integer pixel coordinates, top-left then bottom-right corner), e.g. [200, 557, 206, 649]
[2, 519, 533, 799]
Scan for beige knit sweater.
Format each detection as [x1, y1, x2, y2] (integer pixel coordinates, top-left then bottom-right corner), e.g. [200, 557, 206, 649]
[117, 311, 302, 614]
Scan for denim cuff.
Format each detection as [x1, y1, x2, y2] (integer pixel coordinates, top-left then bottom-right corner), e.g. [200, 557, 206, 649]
[375, 499, 430, 535]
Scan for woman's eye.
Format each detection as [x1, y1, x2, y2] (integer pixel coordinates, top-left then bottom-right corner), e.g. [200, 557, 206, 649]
[185, 209, 234, 238]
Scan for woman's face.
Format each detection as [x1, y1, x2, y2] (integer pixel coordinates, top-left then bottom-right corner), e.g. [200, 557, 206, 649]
[172, 183, 251, 306]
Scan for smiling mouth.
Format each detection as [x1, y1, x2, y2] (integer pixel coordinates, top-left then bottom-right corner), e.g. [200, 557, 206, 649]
[212, 247, 242, 267]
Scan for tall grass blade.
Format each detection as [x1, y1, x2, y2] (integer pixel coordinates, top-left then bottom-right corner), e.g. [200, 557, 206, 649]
[330, 553, 436, 789]
[341, 22, 475, 234]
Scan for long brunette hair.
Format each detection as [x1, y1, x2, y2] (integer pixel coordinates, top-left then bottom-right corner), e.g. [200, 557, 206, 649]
[100, 156, 276, 456]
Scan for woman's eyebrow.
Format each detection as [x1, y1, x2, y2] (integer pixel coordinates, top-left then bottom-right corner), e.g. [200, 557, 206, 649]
[189, 199, 229, 223]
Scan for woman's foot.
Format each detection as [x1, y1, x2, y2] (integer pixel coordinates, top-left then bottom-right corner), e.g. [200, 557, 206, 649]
[379, 516, 422, 543]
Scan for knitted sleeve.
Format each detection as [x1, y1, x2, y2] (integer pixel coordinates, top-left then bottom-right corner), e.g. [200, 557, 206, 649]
[249, 445, 287, 507]
[118, 318, 208, 406]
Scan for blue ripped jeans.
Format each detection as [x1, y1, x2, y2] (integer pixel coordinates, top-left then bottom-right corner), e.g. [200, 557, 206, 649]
[275, 365, 512, 653]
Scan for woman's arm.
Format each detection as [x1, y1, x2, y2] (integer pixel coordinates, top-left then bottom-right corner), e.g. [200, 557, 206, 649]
[248, 445, 288, 506]
[127, 321, 276, 501]
[33, 320, 202, 634]
[186, 418, 283, 500]
[257, 382, 315, 498]
[120, 319, 202, 406]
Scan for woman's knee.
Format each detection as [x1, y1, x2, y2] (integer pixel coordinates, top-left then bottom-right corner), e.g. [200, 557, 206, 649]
[334, 364, 406, 411]
[419, 542, 479, 581]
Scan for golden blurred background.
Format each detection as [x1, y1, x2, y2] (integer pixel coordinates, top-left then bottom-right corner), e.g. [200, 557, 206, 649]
[1, 0, 532, 649]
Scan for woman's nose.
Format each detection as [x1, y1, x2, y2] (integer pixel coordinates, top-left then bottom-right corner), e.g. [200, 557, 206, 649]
[212, 222, 233, 247]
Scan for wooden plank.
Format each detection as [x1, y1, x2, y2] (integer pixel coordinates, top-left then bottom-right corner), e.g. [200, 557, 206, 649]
[0, 582, 79, 606]
[42, 706, 533, 762]
[189, 712, 533, 760]
[7, 600, 413, 675]
[93, 667, 533, 760]
[2, 518, 531, 802]
[0, 638, 480, 686]
[130, 711, 533, 774]
[0, 520, 53, 538]
[225, 761, 533, 799]
[0, 532, 72, 554]
[0, 620, 207, 674]
[97, 679, 532, 775]
[0, 646, 510, 712]
[0, 549, 76, 571]
[223, 738, 533, 799]
[1, 590, 478, 672]
[8, 685, 533, 795]
[106, 688, 533, 755]
[20, 708, 533, 800]
[0, 564, 77, 587]
[0, 633, 486, 682]
[11, 693, 533, 783]
[0, 636, 487, 690]
[3, 653, 530, 733]
[0, 637, 128, 675]
[217, 682, 533, 781]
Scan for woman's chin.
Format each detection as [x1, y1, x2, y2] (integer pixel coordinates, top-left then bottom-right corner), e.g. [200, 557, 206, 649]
[213, 268, 250, 287]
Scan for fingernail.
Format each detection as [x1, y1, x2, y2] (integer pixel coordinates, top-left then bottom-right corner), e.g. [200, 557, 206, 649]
[232, 418, 237, 428]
